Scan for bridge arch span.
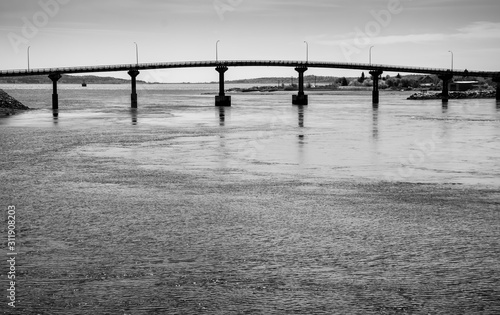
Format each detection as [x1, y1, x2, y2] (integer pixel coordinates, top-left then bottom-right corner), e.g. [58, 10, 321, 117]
[1, 60, 499, 109]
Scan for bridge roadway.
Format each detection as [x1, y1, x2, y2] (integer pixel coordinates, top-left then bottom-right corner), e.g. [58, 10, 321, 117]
[1, 60, 500, 78]
[1, 60, 499, 107]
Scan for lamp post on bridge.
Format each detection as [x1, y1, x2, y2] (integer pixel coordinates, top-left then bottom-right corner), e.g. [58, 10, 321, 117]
[216, 40, 220, 63]
[304, 41, 308, 63]
[27, 46, 31, 71]
[369, 46, 374, 65]
[448, 50, 453, 72]
[134, 42, 139, 66]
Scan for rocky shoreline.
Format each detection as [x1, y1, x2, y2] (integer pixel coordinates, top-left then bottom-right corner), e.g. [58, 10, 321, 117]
[0, 89, 30, 116]
[407, 90, 496, 100]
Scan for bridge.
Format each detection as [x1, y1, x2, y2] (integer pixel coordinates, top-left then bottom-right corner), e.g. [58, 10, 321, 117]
[1, 60, 499, 108]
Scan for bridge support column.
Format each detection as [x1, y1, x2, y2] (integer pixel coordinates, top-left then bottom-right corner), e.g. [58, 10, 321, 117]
[215, 66, 231, 106]
[438, 73, 453, 104]
[128, 69, 140, 108]
[48, 73, 62, 110]
[493, 77, 500, 101]
[369, 70, 383, 106]
[293, 66, 308, 105]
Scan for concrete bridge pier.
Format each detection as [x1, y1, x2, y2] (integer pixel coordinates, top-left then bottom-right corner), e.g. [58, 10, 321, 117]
[438, 73, 453, 103]
[215, 66, 231, 106]
[493, 77, 500, 100]
[128, 69, 140, 108]
[292, 66, 308, 105]
[48, 73, 62, 110]
[369, 70, 383, 105]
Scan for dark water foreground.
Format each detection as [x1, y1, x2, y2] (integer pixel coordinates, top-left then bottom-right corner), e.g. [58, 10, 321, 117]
[1, 119, 499, 314]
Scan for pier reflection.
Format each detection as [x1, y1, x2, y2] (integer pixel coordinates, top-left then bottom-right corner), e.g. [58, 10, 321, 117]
[296, 105, 305, 128]
[52, 109, 58, 124]
[130, 108, 138, 125]
[216, 107, 230, 168]
[442, 102, 448, 112]
[372, 107, 379, 140]
[438, 100, 450, 145]
[216, 106, 230, 126]
[295, 106, 306, 165]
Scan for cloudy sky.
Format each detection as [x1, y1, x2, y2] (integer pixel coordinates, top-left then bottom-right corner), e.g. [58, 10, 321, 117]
[1, 0, 499, 82]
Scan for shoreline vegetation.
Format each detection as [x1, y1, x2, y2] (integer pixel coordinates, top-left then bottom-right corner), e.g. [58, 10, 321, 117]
[2, 73, 496, 88]
[0, 89, 30, 116]
[224, 85, 375, 93]
[407, 90, 497, 100]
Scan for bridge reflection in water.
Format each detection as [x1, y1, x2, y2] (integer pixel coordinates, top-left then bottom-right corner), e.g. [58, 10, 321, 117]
[52, 109, 58, 124]
[1, 60, 499, 110]
[217, 106, 227, 127]
[372, 108, 379, 141]
[131, 108, 138, 126]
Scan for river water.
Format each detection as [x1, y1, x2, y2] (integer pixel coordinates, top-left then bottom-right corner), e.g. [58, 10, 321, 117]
[1, 84, 499, 314]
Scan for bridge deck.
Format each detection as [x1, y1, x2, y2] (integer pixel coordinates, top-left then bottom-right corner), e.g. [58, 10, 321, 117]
[1, 60, 499, 78]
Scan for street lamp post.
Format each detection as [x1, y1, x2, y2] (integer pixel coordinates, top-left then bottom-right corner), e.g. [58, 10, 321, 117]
[216, 40, 220, 63]
[448, 50, 454, 72]
[27, 46, 31, 71]
[304, 41, 308, 63]
[369, 46, 374, 65]
[133, 42, 139, 66]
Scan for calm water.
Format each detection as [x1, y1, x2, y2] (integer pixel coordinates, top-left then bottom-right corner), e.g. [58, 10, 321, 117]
[2, 83, 500, 185]
[1, 84, 499, 314]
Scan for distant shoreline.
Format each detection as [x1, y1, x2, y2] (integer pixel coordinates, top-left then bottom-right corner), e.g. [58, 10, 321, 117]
[407, 90, 496, 100]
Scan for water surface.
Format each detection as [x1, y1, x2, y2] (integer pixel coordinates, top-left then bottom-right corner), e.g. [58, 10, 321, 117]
[1, 84, 499, 314]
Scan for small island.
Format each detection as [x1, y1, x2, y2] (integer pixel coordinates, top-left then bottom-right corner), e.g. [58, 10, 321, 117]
[0, 89, 30, 116]
[221, 74, 498, 100]
[407, 90, 496, 100]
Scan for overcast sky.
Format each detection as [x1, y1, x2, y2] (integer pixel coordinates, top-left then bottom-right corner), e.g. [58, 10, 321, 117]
[1, 0, 499, 82]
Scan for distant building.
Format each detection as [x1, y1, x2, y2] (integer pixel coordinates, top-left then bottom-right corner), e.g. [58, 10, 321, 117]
[418, 76, 435, 88]
[450, 81, 480, 91]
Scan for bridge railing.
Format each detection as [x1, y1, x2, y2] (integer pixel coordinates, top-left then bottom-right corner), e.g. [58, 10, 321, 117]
[1, 60, 498, 77]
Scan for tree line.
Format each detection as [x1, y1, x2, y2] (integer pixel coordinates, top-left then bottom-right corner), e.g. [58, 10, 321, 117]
[316, 73, 496, 90]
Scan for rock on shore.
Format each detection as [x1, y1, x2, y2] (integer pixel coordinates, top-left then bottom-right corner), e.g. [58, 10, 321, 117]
[407, 90, 496, 100]
[0, 89, 30, 116]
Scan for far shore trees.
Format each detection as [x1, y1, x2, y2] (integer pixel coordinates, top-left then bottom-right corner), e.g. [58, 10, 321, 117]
[358, 72, 366, 83]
